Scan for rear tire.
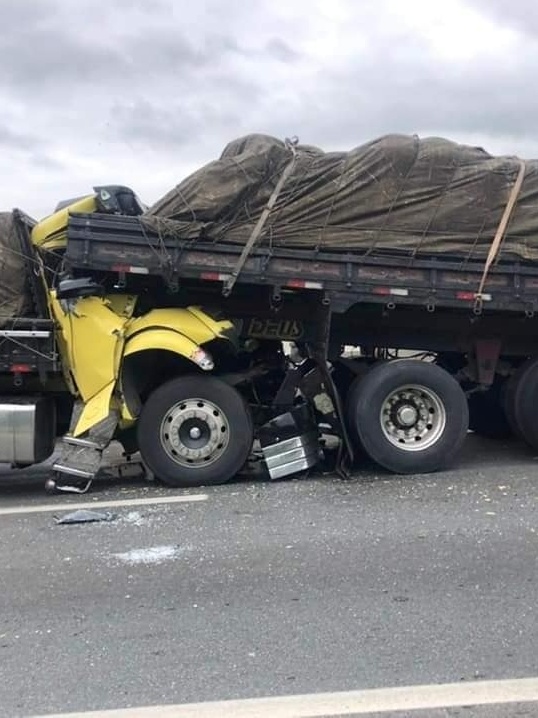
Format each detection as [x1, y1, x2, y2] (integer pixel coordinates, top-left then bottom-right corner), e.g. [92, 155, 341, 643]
[507, 358, 538, 450]
[468, 378, 511, 439]
[503, 359, 533, 439]
[343, 361, 373, 459]
[346, 360, 468, 474]
[137, 375, 253, 488]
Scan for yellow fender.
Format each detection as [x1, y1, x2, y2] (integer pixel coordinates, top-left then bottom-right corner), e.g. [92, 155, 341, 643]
[119, 328, 214, 422]
[123, 327, 211, 365]
[75, 330, 210, 434]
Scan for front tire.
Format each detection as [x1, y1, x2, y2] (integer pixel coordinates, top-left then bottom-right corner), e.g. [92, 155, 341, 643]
[137, 375, 253, 488]
[346, 360, 469, 474]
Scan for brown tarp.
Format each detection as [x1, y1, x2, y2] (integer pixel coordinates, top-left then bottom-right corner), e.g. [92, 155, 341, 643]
[0, 212, 31, 324]
[144, 133, 538, 262]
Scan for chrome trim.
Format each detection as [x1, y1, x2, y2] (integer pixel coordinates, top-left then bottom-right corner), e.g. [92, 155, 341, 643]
[63, 436, 103, 450]
[52, 463, 95, 479]
[262, 432, 319, 480]
[0, 330, 51, 338]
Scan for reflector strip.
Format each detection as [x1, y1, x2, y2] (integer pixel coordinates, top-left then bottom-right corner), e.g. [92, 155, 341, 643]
[372, 287, 409, 297]
[111, 265, 149, 275]
[200, 272, 231, 282]
[286, 280, 324, 289]
[456, 291, 492, 301]
[11, 364, 32, 373]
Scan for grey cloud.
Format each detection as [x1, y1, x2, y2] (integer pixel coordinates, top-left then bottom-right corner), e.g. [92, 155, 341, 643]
[0, 0, 60, 33]
[265, 38, 300, 63]
[110, 101, 207, 149]
[109, 80, 258, 152]
[467, 0, 538, 38]
[4, 0, 538, 221]
[253, 29, 538, 154]
[0, 30, 126, 88]
[128, 33, 243, 75]
[111, 0, 172, 11]
[31, 153, 66, 172]
[0, 125, 44, 152]
[0, 17, 272, 99]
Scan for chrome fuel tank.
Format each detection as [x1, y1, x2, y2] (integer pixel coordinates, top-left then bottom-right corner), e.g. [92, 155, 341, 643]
[0, 397, 55, 465]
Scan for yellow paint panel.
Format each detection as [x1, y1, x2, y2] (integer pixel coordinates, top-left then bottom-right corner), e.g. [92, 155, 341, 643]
[123, 327, 199, 360]
[31, 195, 97, 250]
[104, 294, 138, 319]
[73, 381, 116, 436]
[125, 307, 229, 346]
[55, 296, 127, 402]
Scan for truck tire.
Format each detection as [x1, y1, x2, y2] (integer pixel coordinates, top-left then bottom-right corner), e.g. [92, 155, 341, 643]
[507, 358, 538, 450]
[347, 360, 469, 474]
[137, 375, 253, 488]
[467, 378, 512, 439]
[502, 359, 534, 439]
[344, 363, 375, 459]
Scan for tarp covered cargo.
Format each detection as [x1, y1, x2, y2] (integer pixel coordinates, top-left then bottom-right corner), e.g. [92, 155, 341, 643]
[0, 211, 31, 325]
[144, 133, 538, 262]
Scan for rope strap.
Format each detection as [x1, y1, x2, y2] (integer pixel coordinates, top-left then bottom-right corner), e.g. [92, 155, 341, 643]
[222, 138, 298, 297]
[476, 159, 526, 307]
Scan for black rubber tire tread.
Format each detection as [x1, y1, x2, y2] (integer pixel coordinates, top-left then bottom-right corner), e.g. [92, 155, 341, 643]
[348, 360, 469, 474]
[344, 362, 376, 460]
[137, 375, 253, 488]
[502, 359, 534, 439]
[468, 378, 512, 439]
[510, 359, 538, 450]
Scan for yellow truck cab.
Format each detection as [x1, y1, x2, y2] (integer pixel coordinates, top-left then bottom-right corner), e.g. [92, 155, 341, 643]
[28, 187, 250, 490]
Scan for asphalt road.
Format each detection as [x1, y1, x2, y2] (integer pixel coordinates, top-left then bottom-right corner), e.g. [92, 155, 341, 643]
[0, 434, 537, 717]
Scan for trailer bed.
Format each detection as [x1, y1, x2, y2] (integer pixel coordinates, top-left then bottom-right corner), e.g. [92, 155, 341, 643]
[65, 213, 538, 318]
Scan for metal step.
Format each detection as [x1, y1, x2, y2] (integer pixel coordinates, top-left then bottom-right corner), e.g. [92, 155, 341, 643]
[52, 406, 120, 490]
[53, 443, 103, 480]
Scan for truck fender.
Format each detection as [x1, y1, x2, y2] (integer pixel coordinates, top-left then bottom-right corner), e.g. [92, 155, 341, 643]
[123, 328, 214, 370]
[118, 328, 215, 422]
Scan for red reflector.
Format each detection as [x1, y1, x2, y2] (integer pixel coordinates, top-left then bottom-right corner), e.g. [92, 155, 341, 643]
[456, 291, 475, 301]
[372, 286, 391, 296]
[11, 364, 32, 373]
[200, 272, 221, 281]
[286, 279, 324, 290]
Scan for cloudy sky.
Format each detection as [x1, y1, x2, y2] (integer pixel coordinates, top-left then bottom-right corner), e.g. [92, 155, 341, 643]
[1, 0, 537, 218]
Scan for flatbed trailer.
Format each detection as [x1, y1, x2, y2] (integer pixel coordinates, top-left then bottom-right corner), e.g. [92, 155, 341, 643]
[53, 211, 538, 479]
[66, 213, 538, 358]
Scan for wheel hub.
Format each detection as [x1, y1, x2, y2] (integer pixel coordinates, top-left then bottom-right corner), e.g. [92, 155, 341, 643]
[380, 384, 446, 452]
[160, 398, 230, 468]
[189, 426, 202, 440]
[396, 405, 418, 426]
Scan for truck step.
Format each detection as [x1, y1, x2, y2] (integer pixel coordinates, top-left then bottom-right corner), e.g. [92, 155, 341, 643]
[62, 435, 106, 451]
[53, 407, 120, 487]
[53, 443, 103, 480]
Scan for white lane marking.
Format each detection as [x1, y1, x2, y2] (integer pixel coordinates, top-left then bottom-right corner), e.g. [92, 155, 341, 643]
[32, 677, 538, 717]
[112, 545, 184, 565]
[0, 493, 208, 517]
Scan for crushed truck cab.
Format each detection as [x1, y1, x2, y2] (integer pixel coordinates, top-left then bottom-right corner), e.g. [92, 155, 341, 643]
[50, 290, 232, 437]
[20, 188, 250, 491]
